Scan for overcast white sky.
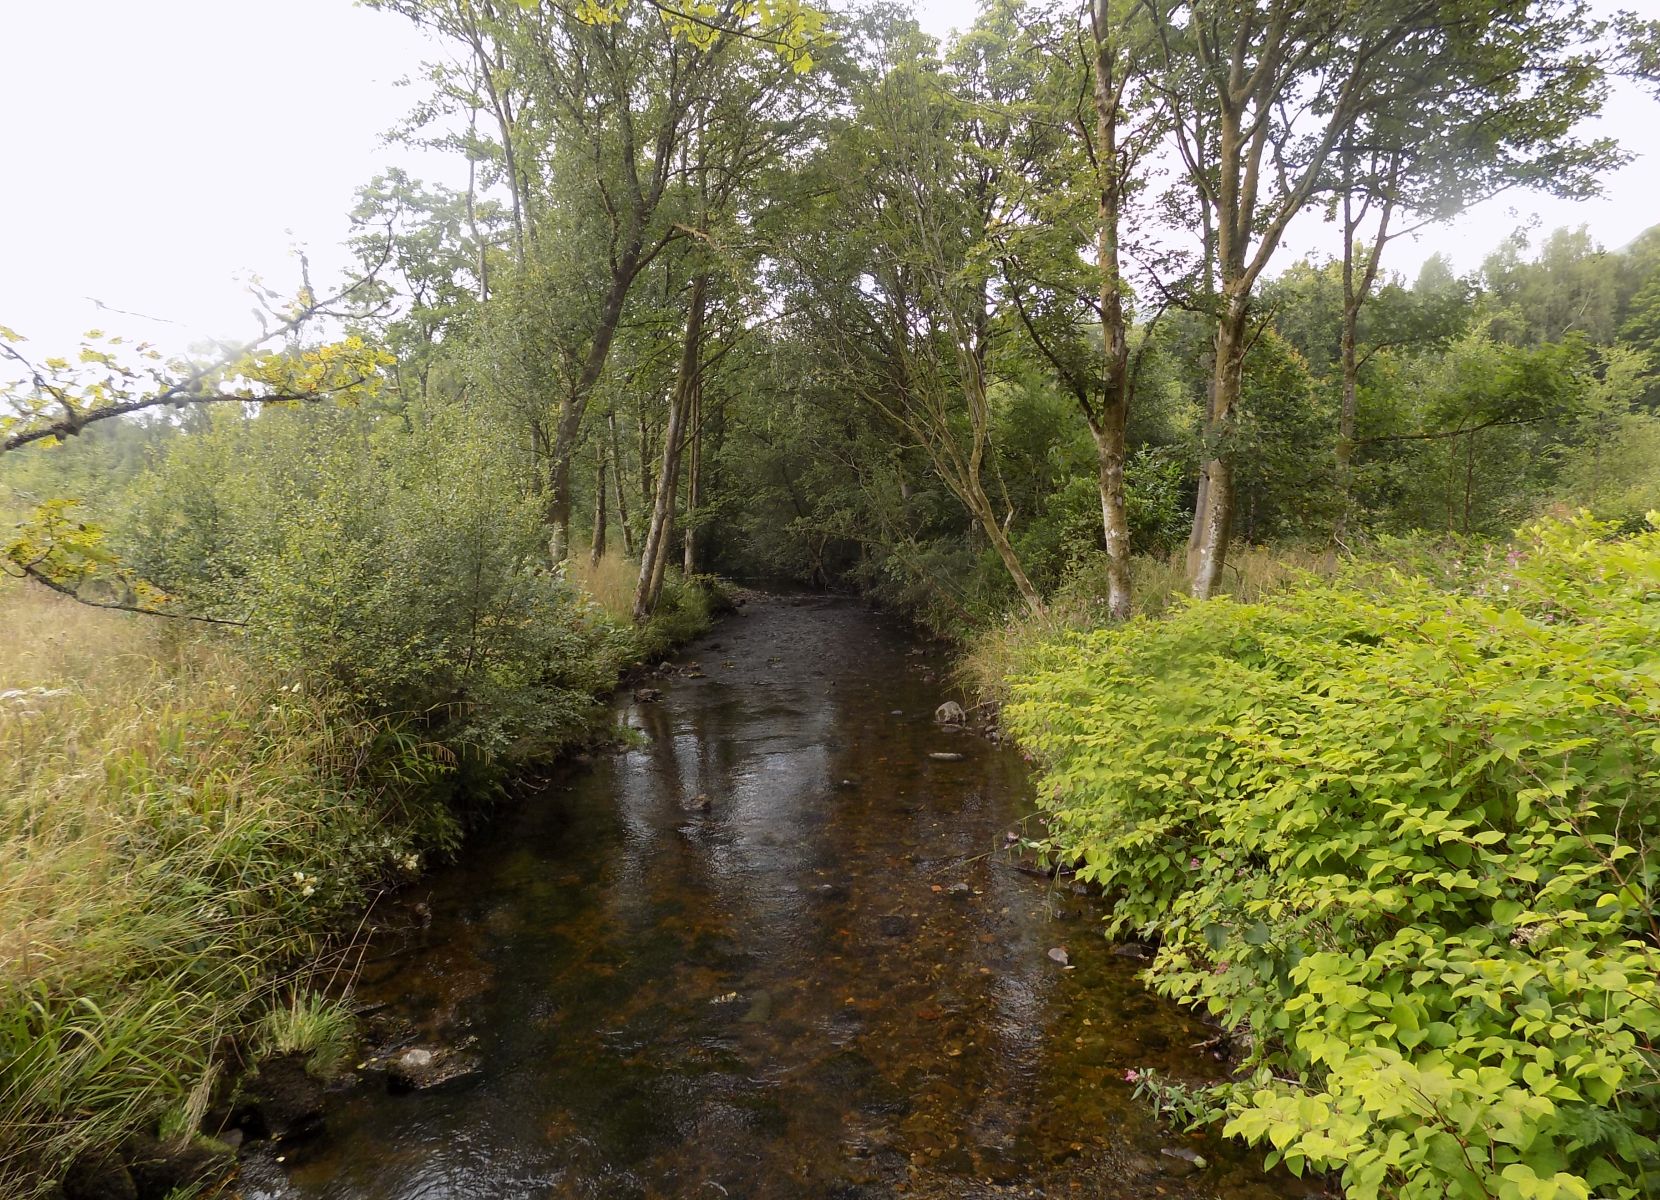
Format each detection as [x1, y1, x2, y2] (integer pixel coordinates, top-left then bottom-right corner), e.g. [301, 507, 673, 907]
[4, 0, 1657, 358]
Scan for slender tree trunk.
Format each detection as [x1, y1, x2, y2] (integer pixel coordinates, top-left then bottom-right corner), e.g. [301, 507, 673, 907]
[1186, 360, 1217, 579]
[1329, 169, 1392, 569]
[590, 439, 608, 565]
[609, 410, 635, 557]
[1330, 304, 1360, 566]
[638, 407, 654, 512]
[1090, 0, 1133, 621]
[1191, 293, 1248, 599]
[1091, 422, 1131, 616]
[647, 390, 691, 608]
[464, 111, 490, 301]
[634, 274, 707, 622]
[1462, 429, 1476, 536]
[979, 494, 1045, 615]
[682, 382, 703, 576]
[546, 240, 642, 563]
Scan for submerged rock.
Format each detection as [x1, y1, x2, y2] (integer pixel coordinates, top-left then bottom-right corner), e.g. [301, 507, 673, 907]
[741, 990, 773, 1024]
[934, 700, 966, 725]
[927, 751, 965, 762]
[1046, 946, 1069, 966]
[633, 687, 664, 703]
[1158, 1145, 1208, 1176]
[387, 1045, 483, 1092]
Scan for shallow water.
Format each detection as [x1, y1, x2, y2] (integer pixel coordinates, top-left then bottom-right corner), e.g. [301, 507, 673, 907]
[244, 596, 1318, 1200]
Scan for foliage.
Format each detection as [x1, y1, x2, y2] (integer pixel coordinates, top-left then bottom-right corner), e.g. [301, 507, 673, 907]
[0, 586, 455, 1192]
[119, 403, 627, 762]
[257, 993, 358, 1081]
[1004, 515, 1660, 1199]
[0, 292, 392, 457]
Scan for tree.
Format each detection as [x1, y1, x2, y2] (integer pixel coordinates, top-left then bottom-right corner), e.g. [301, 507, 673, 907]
[375, 0, 827, 563]
[1132, 0, 1619, 596]
[993, 0, 1166, 620]
[1321, 1, 1622, 554]
[790, 22, 1048, 613]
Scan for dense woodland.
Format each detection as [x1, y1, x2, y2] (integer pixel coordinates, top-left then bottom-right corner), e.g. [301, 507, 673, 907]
[3, 1, 1660, 1198]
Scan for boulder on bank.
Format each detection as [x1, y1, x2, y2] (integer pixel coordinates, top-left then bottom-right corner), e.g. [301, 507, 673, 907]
[934, 700, 966, 725]
[61, 1153, 135, 1200]
[123, 1133, 233, 1199]
[240, 1051, 324, 1141]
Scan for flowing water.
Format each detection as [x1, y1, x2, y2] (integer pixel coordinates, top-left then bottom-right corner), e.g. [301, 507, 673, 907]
[243, 596, 1318, 1200]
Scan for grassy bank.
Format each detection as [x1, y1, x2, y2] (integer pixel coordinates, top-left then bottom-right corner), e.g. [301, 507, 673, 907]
[0, 564, 717, 1195]
[987, 516, 1660, 1199]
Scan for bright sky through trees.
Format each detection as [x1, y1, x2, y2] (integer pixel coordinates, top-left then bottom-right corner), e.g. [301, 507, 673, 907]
[1, 0, 1655, 355]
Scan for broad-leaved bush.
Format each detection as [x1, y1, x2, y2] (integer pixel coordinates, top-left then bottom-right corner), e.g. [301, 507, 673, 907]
[1006, 514, 1660, 1200]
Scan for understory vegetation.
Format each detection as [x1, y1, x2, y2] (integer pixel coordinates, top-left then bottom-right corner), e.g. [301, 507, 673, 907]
[0, 587, 454, 1185]
[1002, 515, 1660, 1199]
[0, 398, 715, 1191]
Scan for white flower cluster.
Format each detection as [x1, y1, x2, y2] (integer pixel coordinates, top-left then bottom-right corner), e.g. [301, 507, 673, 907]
[291, 870, 318, 899]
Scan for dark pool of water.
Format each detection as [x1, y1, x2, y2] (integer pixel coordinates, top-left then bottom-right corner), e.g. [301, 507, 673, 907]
[242, 596, 1319, 1200]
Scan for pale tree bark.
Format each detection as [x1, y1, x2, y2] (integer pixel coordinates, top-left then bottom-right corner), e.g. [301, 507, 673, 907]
[682, 382, 703, 575]
[590, 438, 609, 565]
[1329, 155, 1396, 567]
[1090, 0, 1133, 621]
[1185, 364, 1214, 578]
[608, 410, 636, 557]
[1191, 292, 1247, 599]
[633, 273, 708, 622]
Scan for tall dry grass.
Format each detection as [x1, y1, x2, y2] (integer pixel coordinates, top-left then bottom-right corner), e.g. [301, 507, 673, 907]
[564, 551, 642, 624]
[0, 584, 440, 1192]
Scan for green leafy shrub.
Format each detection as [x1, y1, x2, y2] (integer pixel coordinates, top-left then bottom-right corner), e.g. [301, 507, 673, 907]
[1005, 514, 1660, 1200]
[120, 405, 624, 762]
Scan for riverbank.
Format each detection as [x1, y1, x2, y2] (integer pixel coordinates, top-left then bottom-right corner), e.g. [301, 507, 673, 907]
[984, 515, 1660, 1199]
[0, 572, 720, 1199]
[232, 594, 1305, 1200]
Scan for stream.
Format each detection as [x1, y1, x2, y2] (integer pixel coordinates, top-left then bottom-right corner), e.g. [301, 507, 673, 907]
[242, 595, 1318, 1200]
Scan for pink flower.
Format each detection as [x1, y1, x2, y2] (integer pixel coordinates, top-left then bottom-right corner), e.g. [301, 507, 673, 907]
[1124, 1069, 1141, 1083]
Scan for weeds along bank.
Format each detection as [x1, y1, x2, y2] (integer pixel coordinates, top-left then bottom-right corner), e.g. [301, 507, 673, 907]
[0, 577, 715, 1196]
[992, 514, 1660, 1200]
[0, 405, 719, 1196]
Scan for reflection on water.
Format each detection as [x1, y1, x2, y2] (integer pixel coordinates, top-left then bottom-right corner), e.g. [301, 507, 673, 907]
[244, 597, 1318, 1200]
